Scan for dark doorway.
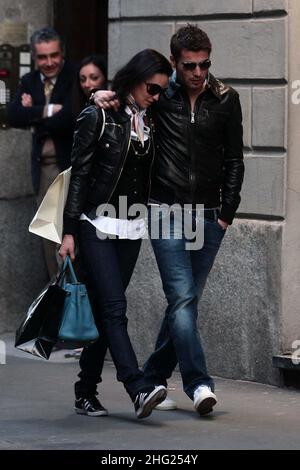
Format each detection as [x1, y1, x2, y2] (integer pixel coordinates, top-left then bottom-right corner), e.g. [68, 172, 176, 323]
[53, 0, 108, 65]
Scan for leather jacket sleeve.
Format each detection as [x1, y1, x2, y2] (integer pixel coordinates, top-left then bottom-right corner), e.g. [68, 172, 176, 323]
[63, 105, 103, 236]
[219, 94, 245, 224]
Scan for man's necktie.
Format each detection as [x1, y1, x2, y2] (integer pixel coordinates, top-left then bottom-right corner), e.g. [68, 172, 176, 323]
[42, 78, 56, 158]
[43, 78, 54, 105]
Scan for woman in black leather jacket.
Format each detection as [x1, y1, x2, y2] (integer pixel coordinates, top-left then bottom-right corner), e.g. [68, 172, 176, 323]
[59, 49, 172, 419]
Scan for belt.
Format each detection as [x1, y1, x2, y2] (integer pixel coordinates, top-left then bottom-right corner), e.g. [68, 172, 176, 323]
[149, 204, 220, 221]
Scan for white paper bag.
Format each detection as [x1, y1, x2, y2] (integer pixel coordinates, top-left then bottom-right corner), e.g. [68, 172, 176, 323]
[29, 167, 71, 243]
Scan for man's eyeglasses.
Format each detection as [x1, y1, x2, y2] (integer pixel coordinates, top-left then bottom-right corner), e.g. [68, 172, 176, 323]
[144, 82, 167, 96]
[181, 59, 211, 71]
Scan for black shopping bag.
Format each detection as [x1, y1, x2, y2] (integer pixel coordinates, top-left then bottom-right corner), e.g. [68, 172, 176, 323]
[15, 279, 67, 359]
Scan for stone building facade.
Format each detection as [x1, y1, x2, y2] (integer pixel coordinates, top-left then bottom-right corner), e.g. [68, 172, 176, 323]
[0, 0, 299, 385]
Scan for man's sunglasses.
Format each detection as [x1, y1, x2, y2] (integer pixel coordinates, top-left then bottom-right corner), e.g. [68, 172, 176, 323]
[144, 82, 167, 96]
[181, 59, 211, 71]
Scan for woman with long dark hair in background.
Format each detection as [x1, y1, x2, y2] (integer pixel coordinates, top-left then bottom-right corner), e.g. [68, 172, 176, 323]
[72, 54, 107, 117]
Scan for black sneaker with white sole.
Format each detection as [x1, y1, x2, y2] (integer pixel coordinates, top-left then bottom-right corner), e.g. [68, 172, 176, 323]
[74, 396, 108, 417]
[134, 385, 167, 419]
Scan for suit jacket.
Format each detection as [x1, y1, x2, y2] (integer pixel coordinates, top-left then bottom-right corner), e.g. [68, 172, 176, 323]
[8, 61, 75, 193]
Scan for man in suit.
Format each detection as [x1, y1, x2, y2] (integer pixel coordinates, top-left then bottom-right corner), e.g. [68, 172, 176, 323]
[8, 27, 75, 278]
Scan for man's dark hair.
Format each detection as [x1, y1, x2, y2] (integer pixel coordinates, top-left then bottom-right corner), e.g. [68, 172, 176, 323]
[111, 49, 173, 106]
[170, 24, 212, 61]
[30, 27, 64, 56]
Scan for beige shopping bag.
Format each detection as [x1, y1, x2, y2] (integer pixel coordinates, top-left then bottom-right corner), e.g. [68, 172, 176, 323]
[29, 167, 71, 244]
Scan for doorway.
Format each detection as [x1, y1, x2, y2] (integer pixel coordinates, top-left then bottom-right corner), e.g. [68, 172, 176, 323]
[53, 0, 108, 64]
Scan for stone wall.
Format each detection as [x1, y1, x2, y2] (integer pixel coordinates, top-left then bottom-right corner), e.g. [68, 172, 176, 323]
[281, 0, 300, 355]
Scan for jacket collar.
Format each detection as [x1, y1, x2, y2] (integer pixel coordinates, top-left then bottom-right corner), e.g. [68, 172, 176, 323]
[207, 73, 230, 99]
[166, 71, 229, 101]
[107, 107, 131, 124]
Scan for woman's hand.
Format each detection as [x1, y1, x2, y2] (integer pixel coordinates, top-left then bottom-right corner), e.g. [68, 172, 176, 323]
[52, 104, 63, 114]
[59, 234, 76, 261]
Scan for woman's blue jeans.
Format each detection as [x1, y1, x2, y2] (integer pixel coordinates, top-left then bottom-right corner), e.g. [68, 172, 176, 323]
[75, 221, 147, 400]
[143, 207, 226, 399]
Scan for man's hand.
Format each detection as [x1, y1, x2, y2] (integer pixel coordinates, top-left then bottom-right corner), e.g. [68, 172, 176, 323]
[218, 219, 229, 230]
[21, 93, 33, 107]
[43, 103, 63, 118]
[52, 104, 63, 114]
[59, 234, 75, 261]
[94, 90, 120, 111]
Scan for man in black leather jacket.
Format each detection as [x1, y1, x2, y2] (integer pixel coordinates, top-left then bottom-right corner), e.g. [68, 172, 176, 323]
[94, 24, 244, 416]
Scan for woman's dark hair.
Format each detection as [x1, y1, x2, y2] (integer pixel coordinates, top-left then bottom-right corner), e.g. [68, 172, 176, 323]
[170, 24, 212, 61]
[111, 49, 173, 106]
[72, 54, 107, 117]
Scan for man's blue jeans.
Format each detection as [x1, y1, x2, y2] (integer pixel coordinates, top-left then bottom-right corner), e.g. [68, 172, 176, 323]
[143, 207, 226, 399]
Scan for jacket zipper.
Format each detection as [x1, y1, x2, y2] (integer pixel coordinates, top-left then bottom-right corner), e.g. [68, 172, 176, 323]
[188, 95, 205, 194]
[187, 100, 196, 193]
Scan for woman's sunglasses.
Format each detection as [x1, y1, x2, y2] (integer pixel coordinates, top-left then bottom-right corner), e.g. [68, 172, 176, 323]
[144, 82, 167, 96]
[181, 59, 211, 71]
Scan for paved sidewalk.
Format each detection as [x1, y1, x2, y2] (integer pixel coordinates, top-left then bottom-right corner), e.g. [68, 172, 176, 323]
[0, 334, 299, 450]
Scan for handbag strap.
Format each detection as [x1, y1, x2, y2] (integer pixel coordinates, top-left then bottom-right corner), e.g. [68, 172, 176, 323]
[98, 108, 106, 141]
[57, 256, 78, 286]
[64, 256, 78, 284]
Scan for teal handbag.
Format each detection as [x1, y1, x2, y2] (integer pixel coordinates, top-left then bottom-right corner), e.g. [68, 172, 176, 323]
[58, 256, 99, 347]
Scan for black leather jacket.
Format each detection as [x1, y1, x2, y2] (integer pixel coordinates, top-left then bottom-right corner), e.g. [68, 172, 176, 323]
[63, 105, 154, 235]
[151, 73, 244, 224]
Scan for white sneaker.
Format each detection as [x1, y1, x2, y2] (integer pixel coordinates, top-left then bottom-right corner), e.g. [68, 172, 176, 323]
[155, 396, 177, 410]
[193, 385, 217, 415]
